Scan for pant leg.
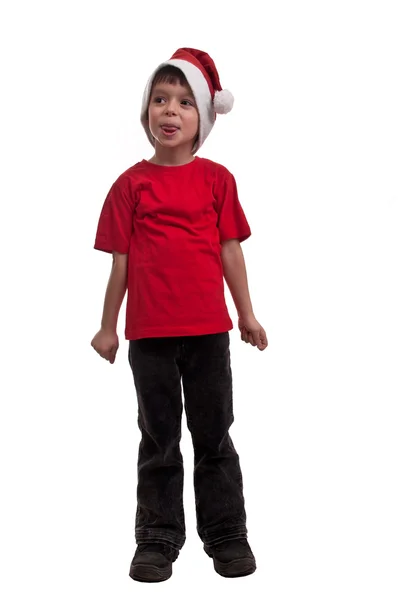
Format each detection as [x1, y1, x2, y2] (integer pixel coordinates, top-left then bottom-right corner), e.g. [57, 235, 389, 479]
[180, 331, 247, 547]
[128, 337, 185, 550]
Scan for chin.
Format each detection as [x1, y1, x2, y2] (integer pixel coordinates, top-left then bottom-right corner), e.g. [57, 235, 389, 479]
[158, 138, 193, 148]
[157, 139, 180, 147]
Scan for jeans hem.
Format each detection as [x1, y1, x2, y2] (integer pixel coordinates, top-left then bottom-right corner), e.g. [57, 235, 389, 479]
[136, 529, 185, 551]
[201, 525, 248, 548]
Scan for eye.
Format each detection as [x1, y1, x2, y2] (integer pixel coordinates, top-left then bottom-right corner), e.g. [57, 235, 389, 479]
[153, 97, 165, 104]
[181, 99, 194, 106]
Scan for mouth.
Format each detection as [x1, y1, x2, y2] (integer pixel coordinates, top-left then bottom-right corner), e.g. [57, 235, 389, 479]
[160, 125, 179, 136]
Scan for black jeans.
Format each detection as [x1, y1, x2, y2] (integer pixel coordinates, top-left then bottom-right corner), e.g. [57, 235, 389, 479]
[127, 331, 247, 550]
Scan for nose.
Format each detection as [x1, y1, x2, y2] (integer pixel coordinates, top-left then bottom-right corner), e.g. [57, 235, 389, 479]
[164, 97, 179, 115]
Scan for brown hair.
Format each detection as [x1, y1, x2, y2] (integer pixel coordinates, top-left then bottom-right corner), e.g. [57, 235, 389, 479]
[151, 65, 190, 89]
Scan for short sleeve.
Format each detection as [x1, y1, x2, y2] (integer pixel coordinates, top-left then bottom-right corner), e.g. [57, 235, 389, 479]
[214, 168, 251, 243]
[94, 175, 136, 254]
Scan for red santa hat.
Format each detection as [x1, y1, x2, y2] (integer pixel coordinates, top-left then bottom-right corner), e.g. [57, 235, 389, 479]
[141, 47, 234, 153]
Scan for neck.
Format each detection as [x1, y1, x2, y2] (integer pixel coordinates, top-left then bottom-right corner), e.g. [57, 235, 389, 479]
[149, 143, 196, 166]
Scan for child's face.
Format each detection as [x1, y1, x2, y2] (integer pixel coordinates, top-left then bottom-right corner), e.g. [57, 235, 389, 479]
[147, 80, 199, 151]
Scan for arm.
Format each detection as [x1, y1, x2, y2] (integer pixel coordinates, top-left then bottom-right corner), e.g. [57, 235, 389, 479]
[91, 252, 128, 364]
[221, 239, 254, 318]
[92, 174, 133, 363]
[221, 239, 268, 351]
[100, 252, 128, 332]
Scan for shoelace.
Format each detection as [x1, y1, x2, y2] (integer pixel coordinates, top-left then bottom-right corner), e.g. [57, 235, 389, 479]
[138, 542, 177, 560]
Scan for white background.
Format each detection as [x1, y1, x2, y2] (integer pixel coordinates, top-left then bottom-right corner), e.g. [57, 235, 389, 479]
[1, 1, 397, 598]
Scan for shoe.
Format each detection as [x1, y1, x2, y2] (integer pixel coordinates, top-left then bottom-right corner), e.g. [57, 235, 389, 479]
[204, 538, 256, 578]
[129, 543, 179, 583]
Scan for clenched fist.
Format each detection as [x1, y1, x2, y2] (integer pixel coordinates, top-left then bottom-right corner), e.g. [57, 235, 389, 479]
[238, 314, 268, 351]
[91, 328, 119, 364]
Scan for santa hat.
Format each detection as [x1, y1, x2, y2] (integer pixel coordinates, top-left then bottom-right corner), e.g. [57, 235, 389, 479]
[140, 47, 234, 153]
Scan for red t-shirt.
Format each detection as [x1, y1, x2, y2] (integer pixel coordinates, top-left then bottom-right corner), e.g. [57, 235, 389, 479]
[94, 156, 251, 340]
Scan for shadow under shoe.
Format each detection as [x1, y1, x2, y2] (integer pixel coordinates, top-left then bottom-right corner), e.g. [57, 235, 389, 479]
[204, 539, 256, 578]
[129, 543, 179, 583]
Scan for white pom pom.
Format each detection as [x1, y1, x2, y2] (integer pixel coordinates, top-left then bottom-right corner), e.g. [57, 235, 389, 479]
[213, 89, 234, 114]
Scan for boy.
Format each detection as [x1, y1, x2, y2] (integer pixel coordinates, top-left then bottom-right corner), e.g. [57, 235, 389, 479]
[91, 47, 268, 582]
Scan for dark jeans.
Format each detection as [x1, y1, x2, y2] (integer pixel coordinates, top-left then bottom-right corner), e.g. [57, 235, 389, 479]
[127, 331, 247, 550]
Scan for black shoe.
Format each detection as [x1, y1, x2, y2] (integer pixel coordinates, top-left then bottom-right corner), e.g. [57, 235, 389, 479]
[129, 543, 179, 583]
[204, 539, 256, 578]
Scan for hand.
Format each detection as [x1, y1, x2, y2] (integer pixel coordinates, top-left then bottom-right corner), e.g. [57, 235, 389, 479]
[91, 328, 119, 364]
[238, 314, 268, 351]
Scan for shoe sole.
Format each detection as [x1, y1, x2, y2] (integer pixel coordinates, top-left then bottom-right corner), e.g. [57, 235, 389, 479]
[213, 557, 256, 578]
[129, 563, 172, 583]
